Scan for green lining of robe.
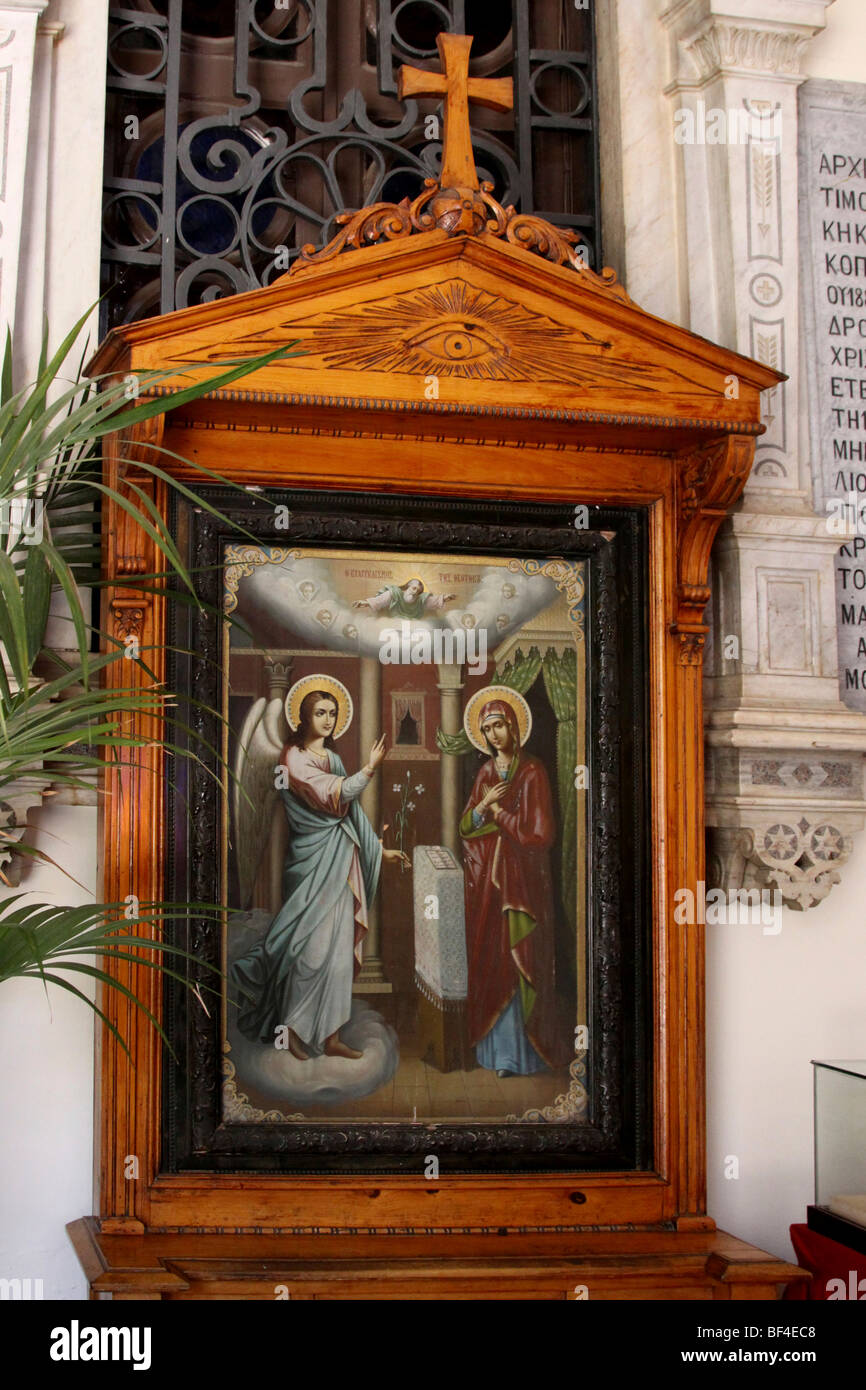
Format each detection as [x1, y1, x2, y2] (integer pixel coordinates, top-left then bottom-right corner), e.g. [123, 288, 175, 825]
[508, 909, 537, 1022]
[459, 807, 499, 839]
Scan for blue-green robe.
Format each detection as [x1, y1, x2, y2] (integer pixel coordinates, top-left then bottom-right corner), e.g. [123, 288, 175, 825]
[231, 747, 382, 1049]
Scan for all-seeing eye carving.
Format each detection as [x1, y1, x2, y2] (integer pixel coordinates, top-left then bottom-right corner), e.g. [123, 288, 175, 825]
[404, 318, 507, 365]
[305, 281, 645, 387]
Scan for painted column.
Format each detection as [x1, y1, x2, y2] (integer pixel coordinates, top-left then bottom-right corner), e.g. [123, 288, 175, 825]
[356, 654, 389, 989]
[436, 662, 465, 856]
[265, 660, 292, 913]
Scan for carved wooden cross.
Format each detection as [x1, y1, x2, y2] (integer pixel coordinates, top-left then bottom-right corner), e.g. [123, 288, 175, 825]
[398, 33, 513, 192]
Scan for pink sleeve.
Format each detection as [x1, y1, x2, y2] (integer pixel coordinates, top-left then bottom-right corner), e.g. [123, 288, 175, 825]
[424, 592, 447, 611]
[367, 590, 392, 613]
[283, 747, 344, 814]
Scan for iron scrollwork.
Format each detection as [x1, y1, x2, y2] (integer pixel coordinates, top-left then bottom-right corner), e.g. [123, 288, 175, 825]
[101, 0, 600, 328]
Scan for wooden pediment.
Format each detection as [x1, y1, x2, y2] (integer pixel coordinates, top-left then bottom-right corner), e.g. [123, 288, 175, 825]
[90, 227, 779, 440]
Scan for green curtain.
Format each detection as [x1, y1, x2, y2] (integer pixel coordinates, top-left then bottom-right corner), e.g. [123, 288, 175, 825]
[494, 648, 544, 696]
[541, 647, 578, 929]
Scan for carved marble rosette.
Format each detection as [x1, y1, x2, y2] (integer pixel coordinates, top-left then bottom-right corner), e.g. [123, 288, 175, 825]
[660, 1, 866, 908]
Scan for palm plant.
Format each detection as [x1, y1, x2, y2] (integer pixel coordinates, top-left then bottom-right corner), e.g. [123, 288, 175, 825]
[0, 308, 300, 1055]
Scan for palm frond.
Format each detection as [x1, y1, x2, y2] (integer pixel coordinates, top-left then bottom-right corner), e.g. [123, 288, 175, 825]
[0, 307, 300, 1052]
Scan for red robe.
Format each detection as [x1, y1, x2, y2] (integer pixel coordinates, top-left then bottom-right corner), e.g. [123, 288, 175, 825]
[459, 752, 565, 1067]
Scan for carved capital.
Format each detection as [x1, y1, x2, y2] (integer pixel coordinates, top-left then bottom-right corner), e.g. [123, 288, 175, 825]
[678, 631, 706, 666]
[684, 24, 809, 81]
[104, 424, 169, 627]
[111, 601, 146, 642]
[122, 412, 165, 468]
[662, 2, 834, 86]
[264, 659, 294, 699]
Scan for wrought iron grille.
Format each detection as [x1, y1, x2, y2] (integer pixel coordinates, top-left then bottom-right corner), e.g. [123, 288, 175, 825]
[101, 1, 599, 332]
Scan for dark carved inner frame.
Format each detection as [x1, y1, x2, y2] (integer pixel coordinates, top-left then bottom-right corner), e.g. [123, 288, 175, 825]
[164, 488, 651, 1175]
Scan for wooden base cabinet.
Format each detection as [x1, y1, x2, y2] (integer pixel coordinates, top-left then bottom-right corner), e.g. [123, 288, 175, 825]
[69, 1220, 804, 1301]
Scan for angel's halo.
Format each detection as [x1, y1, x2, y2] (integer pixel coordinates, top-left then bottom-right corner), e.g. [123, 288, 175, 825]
[285, 673, 354, 739]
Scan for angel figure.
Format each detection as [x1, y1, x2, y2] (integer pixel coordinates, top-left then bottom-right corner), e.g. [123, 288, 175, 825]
[230, 674, 408, 1061]
[352, 576, 456, 618]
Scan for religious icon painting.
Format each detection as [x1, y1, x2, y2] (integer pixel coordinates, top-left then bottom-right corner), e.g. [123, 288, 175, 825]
[164, 488, 652, 1173]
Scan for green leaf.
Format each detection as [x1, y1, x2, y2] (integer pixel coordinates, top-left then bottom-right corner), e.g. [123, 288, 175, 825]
[1, 326, 13, 408]
[0, 549, 32, 688]
[22, 546, 52, 664]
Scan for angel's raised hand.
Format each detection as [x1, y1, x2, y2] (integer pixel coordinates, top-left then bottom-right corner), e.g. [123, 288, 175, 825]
[367, 734, 387, 771]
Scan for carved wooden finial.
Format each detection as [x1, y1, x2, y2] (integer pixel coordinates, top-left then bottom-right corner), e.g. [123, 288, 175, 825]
[398, 33, 513, 192]
[292, 32, 622, 291]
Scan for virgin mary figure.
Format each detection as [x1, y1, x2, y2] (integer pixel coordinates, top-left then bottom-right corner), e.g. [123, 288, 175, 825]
[230, 674, 407, 1061]
[459, 687, 567, 1077]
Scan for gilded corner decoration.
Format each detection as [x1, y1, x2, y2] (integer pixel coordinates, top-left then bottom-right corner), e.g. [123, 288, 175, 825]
[224, 546, 301, 615]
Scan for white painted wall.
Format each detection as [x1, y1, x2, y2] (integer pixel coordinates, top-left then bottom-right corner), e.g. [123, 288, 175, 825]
[0, 807, 97, 1301]
[707, 829, 866, 1262]
[807, 0, 866, 84]
[0, 0, 107, 1303]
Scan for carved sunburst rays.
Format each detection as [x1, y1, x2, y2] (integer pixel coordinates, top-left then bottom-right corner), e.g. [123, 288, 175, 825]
[176, 278, 712, 396]
[307, 282, 634, 387]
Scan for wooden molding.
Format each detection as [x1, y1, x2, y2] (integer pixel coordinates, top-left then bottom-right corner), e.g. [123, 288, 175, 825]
[67, 1218, 806, 1300]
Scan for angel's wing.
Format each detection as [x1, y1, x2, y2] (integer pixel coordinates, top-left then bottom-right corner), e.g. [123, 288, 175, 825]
[232, 695, 287, 909]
